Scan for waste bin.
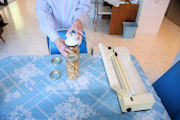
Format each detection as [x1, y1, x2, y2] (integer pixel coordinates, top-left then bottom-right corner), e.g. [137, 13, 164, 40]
[122, 22, 138, 39]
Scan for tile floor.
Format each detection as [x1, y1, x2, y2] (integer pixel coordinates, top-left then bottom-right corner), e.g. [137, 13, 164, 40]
[0, 0, 179, 83]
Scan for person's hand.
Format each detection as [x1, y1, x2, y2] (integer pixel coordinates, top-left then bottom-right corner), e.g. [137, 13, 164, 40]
[54, 38, 72, 57]
[66, 19, 83, 45]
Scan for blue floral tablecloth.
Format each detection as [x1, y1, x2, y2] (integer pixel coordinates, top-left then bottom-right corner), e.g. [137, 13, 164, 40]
[0, 54, 170, 120]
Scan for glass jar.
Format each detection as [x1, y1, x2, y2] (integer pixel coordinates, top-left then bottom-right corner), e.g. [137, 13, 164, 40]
[66, 53, 79, 80]
[68, 45, 79, 56]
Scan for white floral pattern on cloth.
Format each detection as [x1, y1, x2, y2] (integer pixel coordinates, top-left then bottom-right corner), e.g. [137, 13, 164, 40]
[45, 82, 68, 93]
[5, 91, 21, 102]
[13, 63, 42, 91]
[2, 106, 34, 120]
[11, 56, 20, 61]
[45, 74, 92, 94]
[100, 117, 108, 120]
[58, 82, 68, 91]
[45, 85, 59, 93]
[14, 63, 42, 81]
[132, 110, 161, 120]
[11, 56, 44, 62]
[28, 56, 44, 62]
[53, 96, 96, 120]
[66, 73, 92, 94]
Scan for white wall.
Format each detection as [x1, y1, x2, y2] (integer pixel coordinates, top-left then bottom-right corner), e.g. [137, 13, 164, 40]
[136, 0, 170, 36]
[136, 0, 144, 23]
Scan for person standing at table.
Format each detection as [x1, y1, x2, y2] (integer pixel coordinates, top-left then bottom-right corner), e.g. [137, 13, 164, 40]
[36, 0, 91, 57]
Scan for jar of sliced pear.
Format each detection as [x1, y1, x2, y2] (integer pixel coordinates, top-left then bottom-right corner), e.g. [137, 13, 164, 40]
[68, 45, 79, 56]
[66, 53, 79, 80]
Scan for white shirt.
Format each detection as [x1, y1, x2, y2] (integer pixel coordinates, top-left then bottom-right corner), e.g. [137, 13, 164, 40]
[36, 0, 91, 42]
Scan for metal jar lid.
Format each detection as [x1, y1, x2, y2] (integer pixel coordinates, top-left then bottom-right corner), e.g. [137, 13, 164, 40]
[66, 53, 78, 62]
[49, 71, 61, 80]
[51, 57, 62, 65]
[68, 45, 78, 50]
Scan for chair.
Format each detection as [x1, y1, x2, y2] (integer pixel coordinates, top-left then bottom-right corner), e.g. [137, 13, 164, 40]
[93, 0, 112, 31]
[0, 26, 5, 43]
[153, 51, 180, 120]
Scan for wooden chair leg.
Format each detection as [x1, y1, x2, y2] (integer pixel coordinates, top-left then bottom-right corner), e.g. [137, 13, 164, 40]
[0, 35, 5, 43]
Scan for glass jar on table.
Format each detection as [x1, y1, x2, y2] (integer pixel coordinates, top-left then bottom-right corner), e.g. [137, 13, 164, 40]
[65, 33, 79, 56]
[66, 53, 79, 80]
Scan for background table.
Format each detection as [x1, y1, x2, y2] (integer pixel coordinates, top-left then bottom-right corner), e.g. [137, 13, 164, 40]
[0, 54, 170, 120]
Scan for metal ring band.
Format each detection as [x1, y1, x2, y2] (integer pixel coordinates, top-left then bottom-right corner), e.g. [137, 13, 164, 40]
[49, 71, 61, 80]
[51, 57, 62, 65]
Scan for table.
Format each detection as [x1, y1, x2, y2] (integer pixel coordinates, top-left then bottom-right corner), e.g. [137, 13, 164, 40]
[0, 54, 170, 120]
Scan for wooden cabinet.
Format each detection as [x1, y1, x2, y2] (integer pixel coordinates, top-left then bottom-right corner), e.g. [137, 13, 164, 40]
[109, 4, 139, 35]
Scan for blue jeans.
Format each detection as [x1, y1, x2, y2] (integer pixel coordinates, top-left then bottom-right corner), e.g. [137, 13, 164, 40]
[47, 30, 87, 54]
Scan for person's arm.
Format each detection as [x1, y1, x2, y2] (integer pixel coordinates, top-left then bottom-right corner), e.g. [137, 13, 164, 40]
[36, 0, 72, 57]
[36, 0, 59, 42]
[73, 0, 91, 26]
[66, 0, 91, 45]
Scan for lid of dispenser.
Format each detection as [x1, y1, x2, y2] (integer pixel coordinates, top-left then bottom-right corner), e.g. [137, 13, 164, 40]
[65, 33, 79, 46]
